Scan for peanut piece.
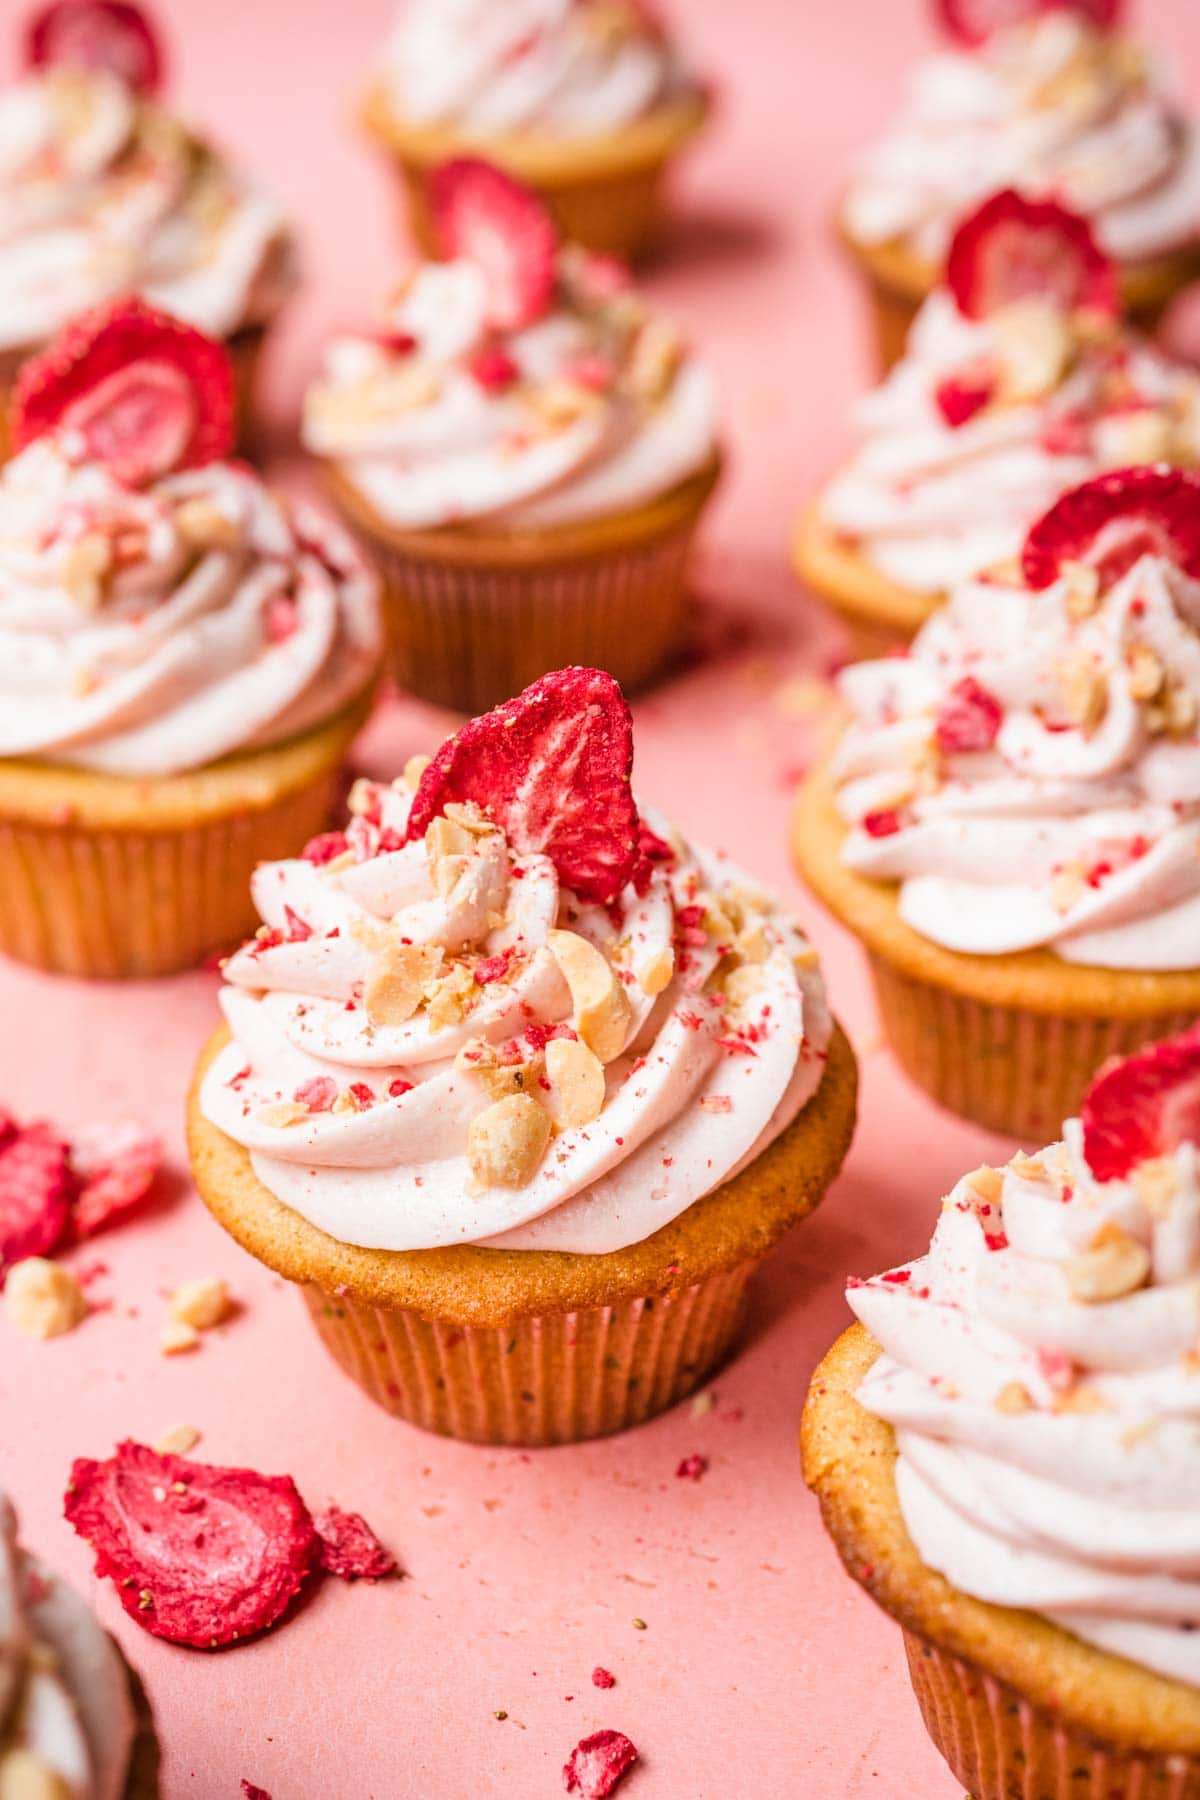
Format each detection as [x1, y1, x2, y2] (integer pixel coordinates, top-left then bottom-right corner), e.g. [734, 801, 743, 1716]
[466, 1095, 552, 1189]
[635, 945, 675, 996]
[545, 1037, 606, 1129]
[4, 1259, 87, 1340]
[1065, 1224, 1150, 1304]
[169, 1277, 230, 1332]
[364, 942, 443, 1027]
[547, 930, 631, 1062]
[0, 1749, 72, 1800]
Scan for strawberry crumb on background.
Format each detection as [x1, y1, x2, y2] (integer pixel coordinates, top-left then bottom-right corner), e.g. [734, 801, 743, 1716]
[0, 0, 1158, 1790]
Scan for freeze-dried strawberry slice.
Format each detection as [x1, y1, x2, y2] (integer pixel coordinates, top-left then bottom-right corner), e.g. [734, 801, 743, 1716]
[405, 668, 639, 905]
[946, 190, 1117, 322]
[1081, 1025, 1200, 1183]
[315, 1507, 398, 1582]
[935, 676, 1003, 753]
[64, 1441, 317, 1648]
[25, 0, 163, 93]
[67, 1120, 162, 1240]
[0, 1117, 72, 1282]
[1021, 466, 1200, 591]
[934, 0, 1121, 50]
[430, 158, 557, 332]
[12, 297, 234, 485]
[563, 1730, 639, 1798]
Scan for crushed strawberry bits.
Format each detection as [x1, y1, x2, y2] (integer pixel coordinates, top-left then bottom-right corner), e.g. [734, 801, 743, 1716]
[63, 1442, 399, 1648]
[563, 1729, 639, 1798]
[935, 676, 1003, 754]
[0, 1108, 161, 1282]
[1081, 1024, 1200, 1183]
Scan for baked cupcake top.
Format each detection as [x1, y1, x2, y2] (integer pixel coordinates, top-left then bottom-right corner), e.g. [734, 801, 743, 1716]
[0, 298, 380, 779]
[200, 667, 833, 1255]
[301, 160, 717, 532]
[0, 1487, 135, 1799]
[371, 0, 696, 138]
[844, 0, 1200, 266]
[0, 0, 296, 355]
[848, 1025, 1200, 1686]
[830, 465, 1200, 970]
[821, 191, 1200, 596]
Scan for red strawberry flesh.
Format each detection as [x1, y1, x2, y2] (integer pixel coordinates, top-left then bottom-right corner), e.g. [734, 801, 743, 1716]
[431, 158, 557, 332]
[405, 668, 640, 905]
[1021, 466, 1200, 591]
[68, 1119, 161, 1240]
[314, 1507, 398, 1581]
[1081, 1025, 1200, 1183]
[25, 0, 163, 93]
[946, 189, 1117, 322]
[935, 0, 1122, 51]
[0, 1118, 72, 1281]
[63, 1441, 317, 1647]
[12, 296, 234, 485]
[935, 365, 996, 428]
[563, 1730, 639, 1798]
[935, 676, 1004, 753]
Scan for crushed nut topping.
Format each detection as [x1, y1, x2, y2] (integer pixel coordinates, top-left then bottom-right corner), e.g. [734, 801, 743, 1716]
[466, 1095, 552, 1190]
[548, 929, 631, 1063]
[1065, 1223, 1151, 1304]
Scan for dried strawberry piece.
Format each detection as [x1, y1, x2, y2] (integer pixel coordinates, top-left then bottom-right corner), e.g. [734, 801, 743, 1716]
[935, 676, 1003, 753]
[0, 1117, 73, 1281]
[302, 830, 350, 866]
[12, 297, 234, 485]
[591, 1667, 616, 1689]
[240, 1784, 271, 1800]
[466, 345, 520, 392]
[946, 189, 1117, 322]
[1081, 1024, 1200, 1183]
[405, 668, 639, 905]
[63, 1441, 317, 1647]
[934, 0, 1121, 50]
[314, 1507, 398, 1582]
[631, 819, 675, 895]
[1022, 466, 1200, 591]
[430, 158, 557, 332]
[675, 1454, 708, 1480]
[67, 1120, 161, 1241]
[25, 0, 163, 93]
[934, 364, 996, 428]
[862, 809, 903, 838]
[563, 1730, 638, 1798]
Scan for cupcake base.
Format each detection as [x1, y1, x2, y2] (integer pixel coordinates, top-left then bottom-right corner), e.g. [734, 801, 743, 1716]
[792, 500, 937, 658]
[0, 690, 375, 979]
[360, 89, 711, 262]
[793, 764, 1200, 1139]
[803, 1325, 1200, 1799]
[187, 1022, 857, 1446]
[323, 453, 722, 714]
[836, 214, 1200, 374]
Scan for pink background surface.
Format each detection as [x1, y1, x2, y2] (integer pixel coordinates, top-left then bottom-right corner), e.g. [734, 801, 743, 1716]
[4, 2, 1200, 1796]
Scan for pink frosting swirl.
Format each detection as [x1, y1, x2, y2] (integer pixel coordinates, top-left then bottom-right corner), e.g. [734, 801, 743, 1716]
[845, 11, 1200, 265]
[832, 552, 1200, 969]
[0, 67, 296, 353]
[849, 1124, 1200, 1686]
[0, 440, 381, 779]
[199, 778, 832, 1255]
[301, 250, 716, 530]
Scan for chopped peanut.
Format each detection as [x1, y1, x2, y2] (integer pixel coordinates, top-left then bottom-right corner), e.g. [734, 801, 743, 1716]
[4, 1259, 87, 1340]
[993, 300, 1073, 403]
[1065, 1224, 1150, 1304]
[635, 945, 675, 996]
[0, 1748, 73, 1800]
[1062, 560, 1100, 620]
[153, 1423, 201, 1457]
[1059, 655, 1108, 732]
[364, 942, 444, 1027]
[545, 1037, 606, 1129]
[169, 1277, 230, 1332]
[1126, 643, 1165, 703]
[466, 1095, 552, 1189]
[175, 497, 240, 550]
[61, 533, 112, 613]
[1132, 1155, 1178, 1219]
[255, 1100, 310, 1129]
[399, 753, 432, 791]
[547, 930, 631, 1062]
[455, 1037, 541, 1102]
[160, 1320, 200, 1356]
[994, 1381, 1034, 1415]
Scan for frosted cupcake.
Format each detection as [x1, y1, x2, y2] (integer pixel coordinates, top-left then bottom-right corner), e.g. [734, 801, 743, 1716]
[0, 297, 381, 979]
[361, 0, 710, 261]
[805, 1027, 1200, 1800]
[0, 1487, 158, 1798]
[840, 0, 1200, 371]
[793, 464, 1200, 1138]
[188, 667, 857, 1445]
[798, 191, 1200, 657]
[304, 159, 720, 712]
[0, 0, 297, 452]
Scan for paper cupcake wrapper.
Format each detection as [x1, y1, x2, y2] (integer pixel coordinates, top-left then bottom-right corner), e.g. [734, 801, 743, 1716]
[867, 950, 1197, 1141]
[903, 1631, 1199, 1800]
[300, 1261, 754, 1446]
[0, 761, 344, 980]
[358, 512, 705, 715]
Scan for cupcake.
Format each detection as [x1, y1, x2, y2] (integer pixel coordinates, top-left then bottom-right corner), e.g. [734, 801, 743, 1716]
[804, 1027, 1200, 1800]
[0, 0, 297, 454]
[0, 297, 382, 980]
[793, 464, 1200, 1139]
[187, 666, 857, 1446]
[303, 160, 721, 713]
[0, 1486, 158, 1798]
[840, 0, 1200, 373]
[360, 0, 710, 262]
[798, 190, 1200, 658]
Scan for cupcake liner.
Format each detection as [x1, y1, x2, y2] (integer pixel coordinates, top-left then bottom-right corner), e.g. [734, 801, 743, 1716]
[299, 1261, 753, 1446]
[903, 1631, 1200, 1800]
[867, 950, 1196, 1141]
[325, 457, 720, 714]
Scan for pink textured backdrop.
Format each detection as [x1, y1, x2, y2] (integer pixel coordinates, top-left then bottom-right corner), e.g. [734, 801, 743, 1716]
[3, 2, 1200, 1796]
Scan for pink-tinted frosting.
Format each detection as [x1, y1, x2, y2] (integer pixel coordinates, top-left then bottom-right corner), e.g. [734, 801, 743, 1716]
[199, 780, 832, 1255]
[0, 440, 381, 779]
[832, 552, 1200, 969]
[301, 252, 717, 531]
[845, 11, 1200, 265]
[850, 1124, 1200, 1686]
